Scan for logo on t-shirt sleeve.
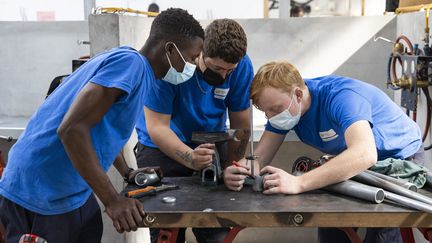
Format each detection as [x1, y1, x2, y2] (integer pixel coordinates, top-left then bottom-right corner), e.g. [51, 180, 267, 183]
[214, 88, 230, 100]
[319, 129, 339, 142]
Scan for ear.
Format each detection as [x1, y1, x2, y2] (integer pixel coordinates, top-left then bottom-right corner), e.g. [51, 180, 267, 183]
[164, 42, 174, 55]
[295, 88, 303, 100]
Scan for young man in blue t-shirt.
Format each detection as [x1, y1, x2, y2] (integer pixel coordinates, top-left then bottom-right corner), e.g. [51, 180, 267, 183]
[0, 8, 204, 242]
[135, 19, 253, 242]
[224, 61, 424, 243]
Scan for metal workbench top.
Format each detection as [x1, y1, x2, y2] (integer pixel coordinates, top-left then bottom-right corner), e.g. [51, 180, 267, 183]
[126, 177, 432, 228]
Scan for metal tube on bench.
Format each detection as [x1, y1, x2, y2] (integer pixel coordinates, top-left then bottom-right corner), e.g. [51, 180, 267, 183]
[385, 191, 432, 213]
[353, 171, 432, 205]
[365, 170, 418, 192]
[325, 180, 385, 203]
[425, 171, 432, 188]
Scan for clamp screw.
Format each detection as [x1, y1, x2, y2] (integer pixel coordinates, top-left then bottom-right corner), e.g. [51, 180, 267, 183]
[144, 215, 156, 226]
[293, 214, 304, 225]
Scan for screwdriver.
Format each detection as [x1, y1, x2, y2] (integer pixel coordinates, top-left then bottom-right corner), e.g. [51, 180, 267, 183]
[126, 184, 178, 198]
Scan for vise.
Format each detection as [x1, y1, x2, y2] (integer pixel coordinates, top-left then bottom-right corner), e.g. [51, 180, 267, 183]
[191, 129, 240, 186]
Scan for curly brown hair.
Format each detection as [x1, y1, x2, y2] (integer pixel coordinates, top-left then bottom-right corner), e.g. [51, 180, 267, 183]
[203, 19, 247, 64]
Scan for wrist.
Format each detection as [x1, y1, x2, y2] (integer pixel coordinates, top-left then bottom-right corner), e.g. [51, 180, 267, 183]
[123, 168, 134, 182]
[295, 174, 306, 194]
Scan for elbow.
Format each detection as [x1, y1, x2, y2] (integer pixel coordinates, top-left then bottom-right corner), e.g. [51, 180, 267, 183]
[57, 122, 69, 141]
[358, 147, 377, 169]
[57, 122, 84, 143]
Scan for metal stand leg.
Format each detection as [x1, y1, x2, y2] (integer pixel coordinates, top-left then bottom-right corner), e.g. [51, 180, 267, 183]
[157, 228, 179, 243]
[418, 228, 432, 243]
[222, 227, 245, 243]
[339, 227, 362, 243]
[400, 228, 415, 243]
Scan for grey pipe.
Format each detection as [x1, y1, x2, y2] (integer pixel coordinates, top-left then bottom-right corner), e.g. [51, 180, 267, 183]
[0, 136, 13, 142]
[365, 170, 418, 192]
[425, 171, 432, 188]
[353, 171, 432, 205]
[325, 180, 385, 203]
[385, 191, 432, 213]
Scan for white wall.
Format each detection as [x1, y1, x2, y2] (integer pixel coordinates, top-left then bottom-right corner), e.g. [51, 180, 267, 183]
[0, 0, 264, 21]
[0, 0, 387, 21]
[95, 0, 264, 19]
[0, 0, 84, 21]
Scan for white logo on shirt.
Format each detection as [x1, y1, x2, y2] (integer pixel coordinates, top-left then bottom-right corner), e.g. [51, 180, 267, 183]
[319, 129, 339, 142]
[214, 88, 230, 100]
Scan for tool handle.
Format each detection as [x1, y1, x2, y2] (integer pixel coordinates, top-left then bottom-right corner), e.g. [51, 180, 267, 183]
[232, 161, 250, 170]
[126, 186, 156, 197]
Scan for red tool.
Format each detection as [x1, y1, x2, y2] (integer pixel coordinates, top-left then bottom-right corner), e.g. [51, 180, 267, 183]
[19, 234, 48, 243]
[232, 161, 250, 170]
[0, 151, 4, 178]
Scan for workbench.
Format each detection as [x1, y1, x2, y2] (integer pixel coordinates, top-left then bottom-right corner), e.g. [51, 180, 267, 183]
[125, 176, 432, 243]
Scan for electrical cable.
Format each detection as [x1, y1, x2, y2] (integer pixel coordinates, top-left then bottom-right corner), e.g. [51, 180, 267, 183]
[422, 87, 432, 148]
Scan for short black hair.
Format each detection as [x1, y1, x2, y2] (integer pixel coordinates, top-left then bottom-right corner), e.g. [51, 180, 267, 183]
[148, 3, 159, 13]
[204, 19, 247, 64]
[149, 8, 204, 43]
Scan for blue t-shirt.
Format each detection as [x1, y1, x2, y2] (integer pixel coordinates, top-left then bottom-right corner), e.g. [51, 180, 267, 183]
[0, 46, 155, 215]
[266, 75, 422, 160]
[136, 55, 254, 147]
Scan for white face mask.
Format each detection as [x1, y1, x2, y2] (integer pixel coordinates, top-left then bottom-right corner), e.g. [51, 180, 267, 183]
[162, 42, 196, 85]
[269, 91, 302, 130]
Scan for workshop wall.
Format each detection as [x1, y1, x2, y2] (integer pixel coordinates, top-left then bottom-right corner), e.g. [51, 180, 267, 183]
[0, 21, 89, 119]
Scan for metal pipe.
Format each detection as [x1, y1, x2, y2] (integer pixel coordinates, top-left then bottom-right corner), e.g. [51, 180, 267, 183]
[325, 180, 385, 204]
[353, 172, 432, 205]
[248, 100, 254, 176]
[94, 7, 159, 17]
[385, 191, 432, 213]
[396, 4, 432, 14]
[365, 170, 417, 192]
[0, 136, 13, 142]
[425, 171, 432, 188]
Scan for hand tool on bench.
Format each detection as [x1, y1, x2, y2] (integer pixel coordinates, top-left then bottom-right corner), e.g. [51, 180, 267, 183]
[125, 184, 178, 199]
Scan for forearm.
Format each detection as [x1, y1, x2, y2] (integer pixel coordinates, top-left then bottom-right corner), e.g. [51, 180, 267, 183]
[113, 153, 130, 178]
[59, 125, 120, 206]
[297, 148, 376, 193]
[149, 126, 194, 169]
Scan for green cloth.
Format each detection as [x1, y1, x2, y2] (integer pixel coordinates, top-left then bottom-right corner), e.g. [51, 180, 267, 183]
[369, 158, 429, 188]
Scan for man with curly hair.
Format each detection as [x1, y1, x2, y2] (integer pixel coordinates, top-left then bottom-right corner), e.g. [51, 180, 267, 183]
[0, 8, 204, 242]
[135, 19, 253, 242]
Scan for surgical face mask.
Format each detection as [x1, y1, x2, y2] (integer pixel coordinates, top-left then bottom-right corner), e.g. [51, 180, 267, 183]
[269, 91, 302, 130]
[162, 43, 196, 85]
[201, 57, 227, 86]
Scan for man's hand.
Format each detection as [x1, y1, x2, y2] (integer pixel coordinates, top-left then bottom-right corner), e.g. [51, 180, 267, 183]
[261, 166, 302, 195]
[105, 196, 146, 233]
[224, 166, 250, 191]
[189, 143, 215, 170]
[224, 159, 251, 191]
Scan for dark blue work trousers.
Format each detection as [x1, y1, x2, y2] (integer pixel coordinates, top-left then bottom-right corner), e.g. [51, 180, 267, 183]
[0, 194, 102, 243]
